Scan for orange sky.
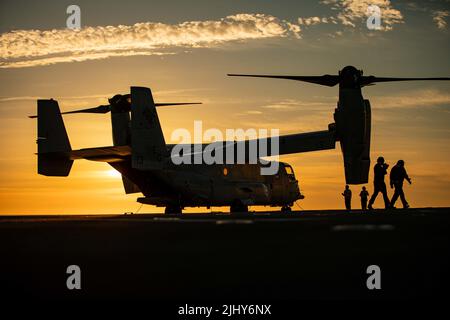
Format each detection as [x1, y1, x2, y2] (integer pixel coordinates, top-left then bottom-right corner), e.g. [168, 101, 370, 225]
[1, 0, 449, 214]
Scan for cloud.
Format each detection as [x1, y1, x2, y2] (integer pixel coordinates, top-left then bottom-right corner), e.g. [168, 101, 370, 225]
[433, 10, 449, 29]
[321, 0, 403, 30]
[0, 14, 301, 68]
[230, 89, 450, 132]
[0, 93, 117, 103]
[245, 110, 263, 115]
[298, 16, 337, 26]
[261, 99, 333, 111]
[0, 3, 408, 69]
[1, 50, 174, 69]
[371, 89, 450, 109]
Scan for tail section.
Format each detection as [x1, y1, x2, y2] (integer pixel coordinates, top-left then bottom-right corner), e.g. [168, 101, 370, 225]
[109, 97, 140, 193]
[131, 87, 167, 170]
[37, 99, 73, 176]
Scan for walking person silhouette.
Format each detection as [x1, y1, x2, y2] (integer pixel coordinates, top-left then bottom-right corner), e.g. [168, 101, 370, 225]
[368, 156, 390, 210]
[389, 160, 412, 209]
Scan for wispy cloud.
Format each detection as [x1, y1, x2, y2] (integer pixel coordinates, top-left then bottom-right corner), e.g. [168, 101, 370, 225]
[0, 93, 114, 103]
[245, 110, 264, 115]
[298, 16, 337, 26]
[0, 3, 409, 69]
[1, 50, 174, 69]
[0, 14, 301, 69]
[321, 0, 403, 30]
[0, 93, 115, 110]
[231, 89, 450, 129]
[261, 99, 333, 111]
[433, 10, 449, 29]
[372, 89, 450, 109]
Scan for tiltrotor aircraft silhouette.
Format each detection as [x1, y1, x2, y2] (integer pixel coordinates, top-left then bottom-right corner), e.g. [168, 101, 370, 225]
[31, 66, 450, 213]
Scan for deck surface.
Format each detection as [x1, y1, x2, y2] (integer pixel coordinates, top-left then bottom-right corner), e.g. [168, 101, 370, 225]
[1, 207, 449, 301]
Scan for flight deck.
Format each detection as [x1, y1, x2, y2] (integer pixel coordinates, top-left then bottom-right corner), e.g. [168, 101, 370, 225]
[0, 208, 449, 302]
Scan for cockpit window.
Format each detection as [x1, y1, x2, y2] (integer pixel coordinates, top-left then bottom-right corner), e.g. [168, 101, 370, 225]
[284, 165, 296, 181]
[285, 166, 294, 175]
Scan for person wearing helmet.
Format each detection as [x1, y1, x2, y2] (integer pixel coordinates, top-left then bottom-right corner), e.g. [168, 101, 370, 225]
[368, 156, 390, 210]
[389, 160, 412, 209]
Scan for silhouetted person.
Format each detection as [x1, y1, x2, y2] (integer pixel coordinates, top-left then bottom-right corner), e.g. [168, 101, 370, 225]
[389, 160, 412, 209]
[360, 186, 369, 210]
[342, 185, 352, 211]
[368, 156, 390, 210]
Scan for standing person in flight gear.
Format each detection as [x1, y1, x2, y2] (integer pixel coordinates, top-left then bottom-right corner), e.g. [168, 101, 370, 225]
[368, 156, 390, 210]
[389, 160, 412, 209]
[342, 185, 352, 211]
[359, 186, 369, 211]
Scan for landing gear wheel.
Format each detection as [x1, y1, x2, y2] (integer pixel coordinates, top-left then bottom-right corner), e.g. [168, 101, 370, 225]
[281, 206, 292, 213]
[230, 200, 248, 213]
[164, 205, 182, 214]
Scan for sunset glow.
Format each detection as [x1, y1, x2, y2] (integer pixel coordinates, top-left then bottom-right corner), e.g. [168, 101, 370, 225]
[1, 0, 449, 214]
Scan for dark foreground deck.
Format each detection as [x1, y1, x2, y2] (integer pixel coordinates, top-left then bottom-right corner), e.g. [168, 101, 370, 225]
[0, 208, 449, 304]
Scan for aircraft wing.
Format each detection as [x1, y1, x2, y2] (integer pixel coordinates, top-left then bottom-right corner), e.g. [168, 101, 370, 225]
[63, 128, 336, 163]
[169, 128, 336, 163]
[262, 130, 336, 155]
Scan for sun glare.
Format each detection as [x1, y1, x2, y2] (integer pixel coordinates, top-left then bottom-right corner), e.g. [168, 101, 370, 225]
[105, 169, 122, 178]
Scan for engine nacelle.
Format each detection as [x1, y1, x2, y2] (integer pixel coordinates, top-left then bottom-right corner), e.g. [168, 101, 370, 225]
[334, 99, 371, 184]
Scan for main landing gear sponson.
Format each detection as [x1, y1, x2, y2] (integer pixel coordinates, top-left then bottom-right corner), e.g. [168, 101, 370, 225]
[230, 200, 249, 213]
[164, 204, 182, 214]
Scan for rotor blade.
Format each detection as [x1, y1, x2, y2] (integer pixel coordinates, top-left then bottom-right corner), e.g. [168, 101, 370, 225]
[28, 102, 202, 118]
[154, 102, 202, 107]
[60, 104, 111, 115]
[29, 104, 111, 118]
[362, 76, 450, 86]
[228, 74, 340, 87]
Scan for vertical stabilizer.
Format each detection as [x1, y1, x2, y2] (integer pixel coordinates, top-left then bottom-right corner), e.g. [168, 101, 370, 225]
[37, 99, 73, 176]
[131, 87, 167, 170]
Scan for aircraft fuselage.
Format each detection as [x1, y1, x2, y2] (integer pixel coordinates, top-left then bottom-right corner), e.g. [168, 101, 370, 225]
[110, 160, 302, 210]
